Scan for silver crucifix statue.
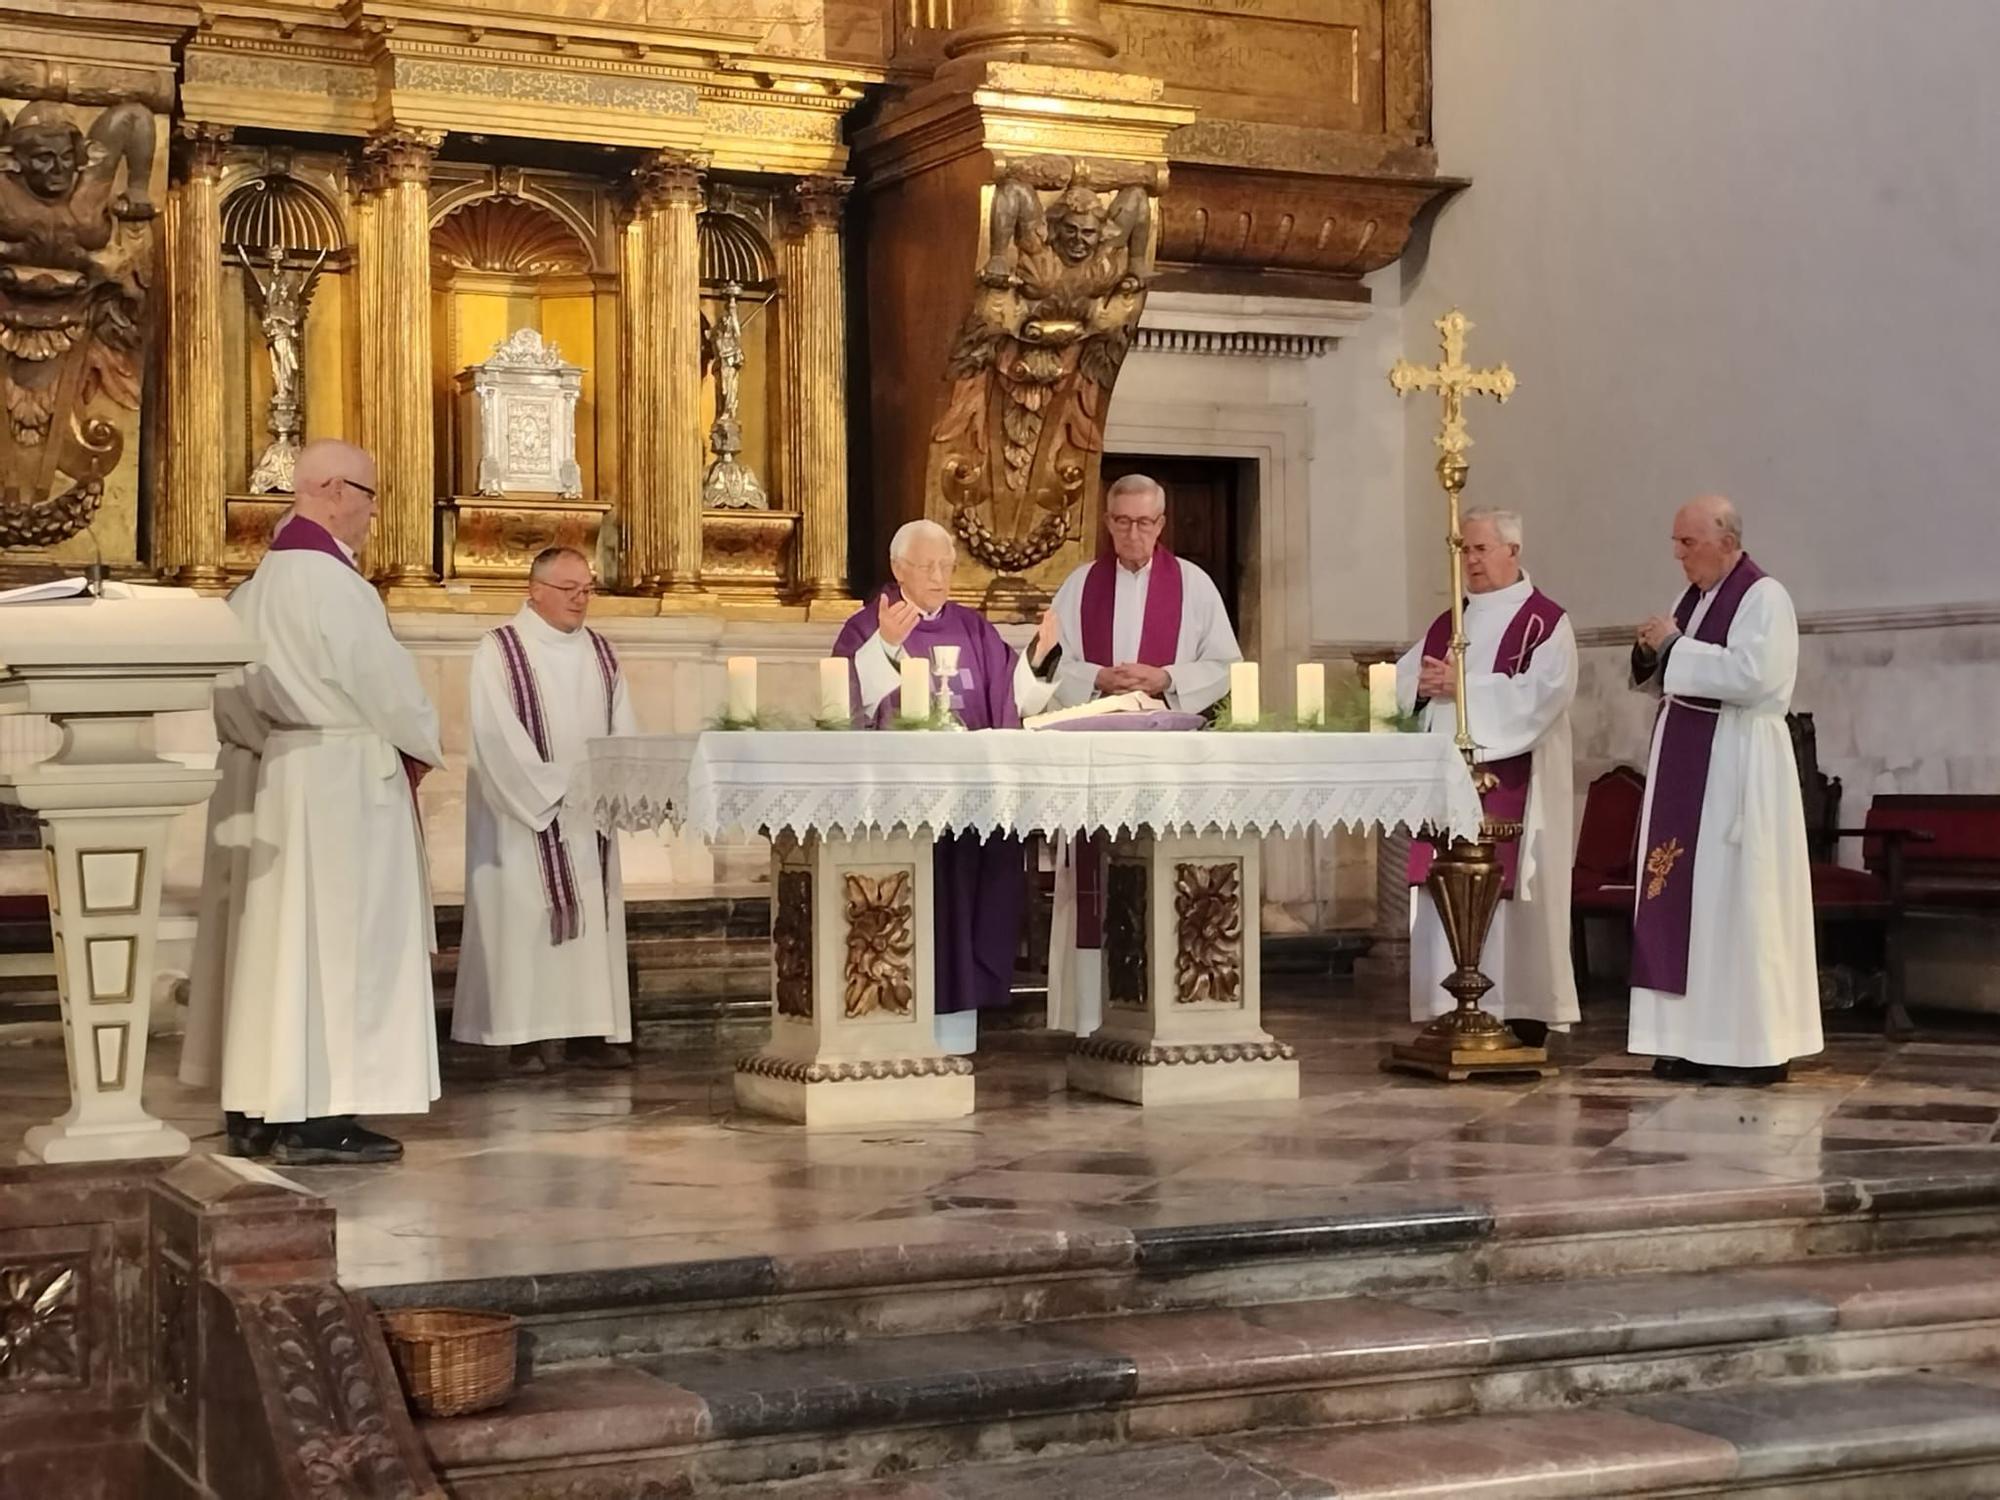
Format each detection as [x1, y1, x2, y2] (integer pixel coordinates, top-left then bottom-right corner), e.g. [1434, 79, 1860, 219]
[240, 244, 328, 494]
[702, 281, 768, 509]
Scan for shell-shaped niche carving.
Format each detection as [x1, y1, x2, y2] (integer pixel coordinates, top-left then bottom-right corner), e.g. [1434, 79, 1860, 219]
[431, 198, 590, 277]
[698, 211, 775, 291]
[221, 175, 345, 253]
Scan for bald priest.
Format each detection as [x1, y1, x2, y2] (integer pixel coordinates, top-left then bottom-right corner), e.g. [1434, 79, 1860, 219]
[834, 519, 1062, 1054]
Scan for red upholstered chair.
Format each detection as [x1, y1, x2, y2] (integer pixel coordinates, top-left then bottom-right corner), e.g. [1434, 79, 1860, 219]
[1570, 765, 1646, 989]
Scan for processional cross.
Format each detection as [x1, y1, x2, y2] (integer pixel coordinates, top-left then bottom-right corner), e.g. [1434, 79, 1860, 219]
[1388, 309, 1517, 760]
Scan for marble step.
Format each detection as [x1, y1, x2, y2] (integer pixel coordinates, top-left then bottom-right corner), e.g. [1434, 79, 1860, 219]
[419, 1250, 2000, 1496]
[753, 1369, 2000, 1499]
[370, 1150, 2000, 1366]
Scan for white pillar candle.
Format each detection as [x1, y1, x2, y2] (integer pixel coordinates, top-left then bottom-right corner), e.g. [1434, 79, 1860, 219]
[818, 657, 849, 722]
[1228, 661, 1260, 726]
[1367, 662, 1398, 732]
[1295, 662, 1325, 726]
[899, 653, 930, 721]
[725, 656, 758, 722]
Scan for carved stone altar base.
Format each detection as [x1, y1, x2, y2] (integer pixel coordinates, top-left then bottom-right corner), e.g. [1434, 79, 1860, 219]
[735, 832, 975, 1127]
[1067, 830, 1300, 1107]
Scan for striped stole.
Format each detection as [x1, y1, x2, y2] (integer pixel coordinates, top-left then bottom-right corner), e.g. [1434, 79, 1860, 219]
[491, 624, 621, 945]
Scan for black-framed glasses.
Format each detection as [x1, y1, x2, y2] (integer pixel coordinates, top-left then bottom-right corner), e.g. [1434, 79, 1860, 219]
[340, 477, 378, 500]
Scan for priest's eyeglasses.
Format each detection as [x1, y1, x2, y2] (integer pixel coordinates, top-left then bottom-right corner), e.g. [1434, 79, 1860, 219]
[533, 579, 597, 601]
[1107, 513, 1164, 530]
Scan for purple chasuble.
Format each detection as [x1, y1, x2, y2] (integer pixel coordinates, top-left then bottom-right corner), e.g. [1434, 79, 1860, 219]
[1406, 588, 1566, 897]
[491, 623, 621, 946]
[1080, 546, 1183, 669]
[1628, 554, 1767, 996]
[831, 590, 1028, 1013]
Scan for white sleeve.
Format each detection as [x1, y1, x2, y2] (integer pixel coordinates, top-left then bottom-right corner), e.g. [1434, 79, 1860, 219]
[1046, 568, 1100, 709]
[1661, 579, 1797, 707]
[1394, 633, 1427, 715]
[467, 637, 570, 832]
[1463, 616, 1578, 761]
[1014, 650, 1057, 717]
[325, 575, 444, 767]
[853, 631, 901, 714]
[1160, 563, 1241, 714]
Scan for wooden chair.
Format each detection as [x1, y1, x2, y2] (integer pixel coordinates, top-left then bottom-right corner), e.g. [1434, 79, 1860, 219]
[1570, 764, 1646, 990]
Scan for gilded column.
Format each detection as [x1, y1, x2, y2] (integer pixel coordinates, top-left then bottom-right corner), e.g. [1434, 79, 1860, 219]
[158, 123, 230, 587]
[643, 151, 706, 595]
[618, 180, 660, 589]
[352, 162, 382, 462]
[781, 177, 853, 604]
[362, 127, 443, 587]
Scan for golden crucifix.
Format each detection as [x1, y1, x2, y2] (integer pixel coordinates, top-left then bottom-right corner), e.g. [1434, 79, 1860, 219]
[1385, 309, 1550, 1084]
[1389, 309, 1517, 762]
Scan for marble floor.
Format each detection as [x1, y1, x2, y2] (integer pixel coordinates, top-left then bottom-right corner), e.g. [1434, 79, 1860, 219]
[8, 981, 2000, 1290]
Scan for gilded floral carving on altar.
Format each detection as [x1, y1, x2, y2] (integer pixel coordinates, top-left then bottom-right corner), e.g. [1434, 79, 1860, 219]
[1104, 859, 1148, 1009]
[843, 869, 915, 1018]
[774, 868, 814, 1019]
[1174, 860, 1243, 1005]
[0, 1258, 83, 1388]
[0, 99, 157, 548]
[932, 154, 1160, 576]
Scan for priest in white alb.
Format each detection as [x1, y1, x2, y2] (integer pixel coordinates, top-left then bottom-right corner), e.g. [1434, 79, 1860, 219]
[1395, 507, 1579, 1046]
[1040, 472, 1243, 1036]
[453, 547, 638, 1071]
[1629, 495, 1819, 1086]
[215, 439, 445, 1164]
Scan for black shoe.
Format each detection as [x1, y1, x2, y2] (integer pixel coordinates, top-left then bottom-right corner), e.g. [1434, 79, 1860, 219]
[1707, 1063, 1790, 1088]
[271, 1119, 404, 1165]
[564, 1038, 633, 1071]
[509, 1042, 549, 1074]
[224, 1111, 278, 1159]
[1651, 1056, 1709, 1082]
[1508, 1020, 1550, 1049]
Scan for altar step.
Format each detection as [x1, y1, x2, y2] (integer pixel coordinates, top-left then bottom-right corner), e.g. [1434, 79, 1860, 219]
[385, 1158, 2000, 1496]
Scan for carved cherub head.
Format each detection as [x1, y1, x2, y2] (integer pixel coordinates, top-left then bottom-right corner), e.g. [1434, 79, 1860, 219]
[2, 103, 88, 202]
[1047, 184, 1106, 264]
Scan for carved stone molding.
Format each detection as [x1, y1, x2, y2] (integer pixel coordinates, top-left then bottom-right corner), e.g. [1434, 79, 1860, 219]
[1070, 1035, 1296, 1068]
[773, 867, 814, 1019]
[632, 149, 706, 213]
[1155, 163, 1461, 297]
[736, 1052, 975, 1085]
[172, 119, 233, 180]
[1174, 859, 1244, 1005]
[432, 197, 590, 276]
[1134, 328, 1333, 359]
[843, 868, 915, 1018]
[0, 1259, 83, 1389]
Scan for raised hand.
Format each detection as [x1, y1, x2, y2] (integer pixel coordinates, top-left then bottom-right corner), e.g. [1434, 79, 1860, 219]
[1031, 607, 1060, 666]
[878, 594, 923, 649]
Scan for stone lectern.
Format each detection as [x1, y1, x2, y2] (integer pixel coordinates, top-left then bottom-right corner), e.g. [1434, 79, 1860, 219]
[0, 587, 255, 1163]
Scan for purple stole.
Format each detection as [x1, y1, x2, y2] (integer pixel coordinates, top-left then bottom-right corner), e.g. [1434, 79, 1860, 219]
[491, 623, 621, 946]
[1629, 555, 1767, 995]
[1406, 588, 1566, 897]
[1079, 546, 1183, 669]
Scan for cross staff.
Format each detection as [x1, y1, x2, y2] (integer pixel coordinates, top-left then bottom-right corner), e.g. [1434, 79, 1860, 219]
[1389, 309, 1517, 762]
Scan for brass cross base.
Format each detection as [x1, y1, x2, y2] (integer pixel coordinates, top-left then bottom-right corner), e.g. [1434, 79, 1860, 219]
[1382, 824, 1557, 1084]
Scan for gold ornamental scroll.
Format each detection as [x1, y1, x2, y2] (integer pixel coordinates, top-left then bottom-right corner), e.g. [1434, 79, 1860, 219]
[158, 123, 231, 588]
[853, 0, 1191, 616]
[780, 176, 852, 608]
[362, 127, 442, 590]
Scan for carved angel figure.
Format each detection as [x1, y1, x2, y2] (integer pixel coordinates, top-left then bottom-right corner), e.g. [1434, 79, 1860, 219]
[0, 99, 157, 546]
[240, 244, 327, 414]
[930, 156, 1154, 574]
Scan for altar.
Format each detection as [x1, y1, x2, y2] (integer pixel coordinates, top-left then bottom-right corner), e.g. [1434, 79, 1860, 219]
[580, 729, 1482, 1124]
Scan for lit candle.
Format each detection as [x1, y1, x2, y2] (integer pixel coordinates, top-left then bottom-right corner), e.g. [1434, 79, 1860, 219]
[818, 657, 849, 722]
[725, 656, 758, 722]
[1228, 662, 1260, 726]
[899, 653, 930, 722]
[1367, 662, 1398, 732]
[1295, 662, 1325, 726]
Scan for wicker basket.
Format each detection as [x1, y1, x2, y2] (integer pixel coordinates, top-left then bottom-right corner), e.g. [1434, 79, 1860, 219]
[380, 1308, 520, 1418]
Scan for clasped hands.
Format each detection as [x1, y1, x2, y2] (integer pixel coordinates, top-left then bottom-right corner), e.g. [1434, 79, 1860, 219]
[1635, 615, 1679, 653]
[1416, 656, 1455, 702]
[1093, 662, 1171, 696]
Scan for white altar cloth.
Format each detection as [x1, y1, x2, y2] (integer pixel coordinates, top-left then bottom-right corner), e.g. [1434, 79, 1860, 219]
[576, 730, 1482, 843]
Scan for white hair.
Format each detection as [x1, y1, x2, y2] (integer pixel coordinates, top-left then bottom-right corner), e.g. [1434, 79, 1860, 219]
[1463, 507, 1522, 549]
[1105, 472, 1166, 513]
[1712, 499, 1744, 545]
[889, 518, 955, 564]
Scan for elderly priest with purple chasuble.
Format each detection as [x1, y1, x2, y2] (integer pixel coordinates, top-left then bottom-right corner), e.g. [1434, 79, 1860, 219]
[1629, 495, 1820, 1087]
[833, 519, 1062, 1055]
[1395, 507, 1579, 1045]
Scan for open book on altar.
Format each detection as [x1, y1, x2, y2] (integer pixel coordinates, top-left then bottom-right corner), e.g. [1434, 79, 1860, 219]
[1023, 692, 1207, 732]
